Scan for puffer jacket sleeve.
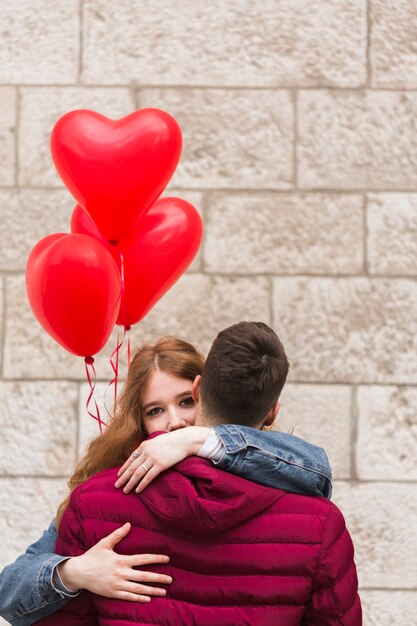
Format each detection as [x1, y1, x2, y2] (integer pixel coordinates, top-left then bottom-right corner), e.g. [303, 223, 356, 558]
[35, 490, 99, 626]
[34, 592, 98, 626]
[54, 490, 87, 558]
[301, 503, 362, 625]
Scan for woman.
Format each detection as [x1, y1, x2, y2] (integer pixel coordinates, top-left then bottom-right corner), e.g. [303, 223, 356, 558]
[0, 336, 332, 626]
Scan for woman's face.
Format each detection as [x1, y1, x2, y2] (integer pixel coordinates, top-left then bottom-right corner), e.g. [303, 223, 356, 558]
[141, 369, 198, 435]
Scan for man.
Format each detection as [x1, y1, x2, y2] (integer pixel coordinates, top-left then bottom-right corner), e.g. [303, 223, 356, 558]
[37, 322, 361, 625]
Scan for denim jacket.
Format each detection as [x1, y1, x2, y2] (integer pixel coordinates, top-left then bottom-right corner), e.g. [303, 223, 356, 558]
[0, 427, 332, 625]
[213, 425, 332, 498]
[0, 521, 77, 625]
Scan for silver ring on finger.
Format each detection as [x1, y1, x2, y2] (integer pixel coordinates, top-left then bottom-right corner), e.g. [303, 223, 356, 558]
[141, 463, 150, 473]
[131, 451, 139, 459]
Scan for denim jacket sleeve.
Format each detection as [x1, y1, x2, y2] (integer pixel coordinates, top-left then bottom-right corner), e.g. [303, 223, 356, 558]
[212, 425, 333, 499]
[0, 519, 78, 626]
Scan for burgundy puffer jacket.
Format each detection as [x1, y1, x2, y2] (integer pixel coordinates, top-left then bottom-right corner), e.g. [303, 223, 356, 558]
[37, 456, 361, 626]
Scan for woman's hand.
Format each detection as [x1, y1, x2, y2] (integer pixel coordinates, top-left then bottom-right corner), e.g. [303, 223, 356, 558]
[58, 523, 172, 602]
[115, 427, 210, 493]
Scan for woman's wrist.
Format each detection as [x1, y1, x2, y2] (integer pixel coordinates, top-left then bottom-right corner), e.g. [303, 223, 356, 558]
[57, 557, 82, 592]
[182, 426, 211, 455]
[188, 426, 211, 456]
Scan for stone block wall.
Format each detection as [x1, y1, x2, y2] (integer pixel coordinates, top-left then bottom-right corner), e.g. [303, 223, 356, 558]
[1, 1, 417, 623]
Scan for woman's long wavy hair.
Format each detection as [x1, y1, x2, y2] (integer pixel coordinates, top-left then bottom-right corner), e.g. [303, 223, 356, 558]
[57, 336, 205, 525]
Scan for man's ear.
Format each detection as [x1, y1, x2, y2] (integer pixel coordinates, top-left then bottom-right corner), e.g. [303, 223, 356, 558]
[192, 375, 202, 402]
[263, 402, 280, 427]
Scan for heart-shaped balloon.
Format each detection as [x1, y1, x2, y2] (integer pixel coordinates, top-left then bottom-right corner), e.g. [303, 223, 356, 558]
[51, 109, 182, 241]
[71, 197, 203, 326]
[26, 233, 122, 357]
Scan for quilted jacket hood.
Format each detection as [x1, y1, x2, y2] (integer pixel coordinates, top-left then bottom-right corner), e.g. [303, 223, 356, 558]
[139, 455, 286, 535]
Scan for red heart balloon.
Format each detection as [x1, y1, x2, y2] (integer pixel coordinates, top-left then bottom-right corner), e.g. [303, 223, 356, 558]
[26, 233, 122, 357]
[51, 109, 182, 241]
[71, 197, 203, 326]
[71, 204, 103, 242]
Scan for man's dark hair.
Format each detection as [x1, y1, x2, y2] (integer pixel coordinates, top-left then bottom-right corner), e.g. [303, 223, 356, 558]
[200, 321, 289, 427]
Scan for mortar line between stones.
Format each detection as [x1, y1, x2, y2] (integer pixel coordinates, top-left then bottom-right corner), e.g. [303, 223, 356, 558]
[77, 0, 84, 84]
[3, 83, 417, 92]
[365, 0, 372, 88]
[2, 377, 417, 388]
[359, 587, 417, 592]
[0, 475, 71, 479]
[286, 378, 417, 389]
[202, 272, 417, 280]
[333, 479, 417, 485]
[351, 387, 359, 480]
[4, 185, 417, 194]
[288, 381, 416, 388]
[4, 268, 417, 282]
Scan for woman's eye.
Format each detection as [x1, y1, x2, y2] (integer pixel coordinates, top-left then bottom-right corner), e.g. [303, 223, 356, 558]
[146, 407, 163, 416]
[180, 396, 195, 407]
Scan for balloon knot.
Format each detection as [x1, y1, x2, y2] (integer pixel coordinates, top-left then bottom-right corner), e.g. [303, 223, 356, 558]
[125, 324, 131, 332]
[85, 356, 95, 365]
[109, 239, 119, 246]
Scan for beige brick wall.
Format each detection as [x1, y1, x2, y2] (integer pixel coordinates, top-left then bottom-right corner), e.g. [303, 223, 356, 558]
[1, 1, 416, 623]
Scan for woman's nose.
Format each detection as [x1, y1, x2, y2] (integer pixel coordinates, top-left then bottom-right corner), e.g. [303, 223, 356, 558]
[168, 410, 187, 431]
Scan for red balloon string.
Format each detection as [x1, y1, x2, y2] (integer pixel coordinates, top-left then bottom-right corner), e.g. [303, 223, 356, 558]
[114, 330, 119, 411]
[107, 328, 125, 420]
[127, 327, 131, 369]
[106, 242, 126, 419]
[104, 244, 134, 419]
[84, 356, 107, 433]
[109, 239, 128, 327]
[105, 323, 132, 419]
[118, 245, 127, 329]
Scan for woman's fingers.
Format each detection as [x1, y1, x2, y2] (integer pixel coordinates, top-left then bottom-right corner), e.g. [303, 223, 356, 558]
[110, 559, 173, 603]
[115, 454, 146, 488]
[125, 553, 170, 567]
[117, 581, 167, 598]
[99, 522, 131, 549]
[118, 446, 144, 477]
[122, 461, 152, 493]
[117, 432, 193, 492]
[135, 465, 162, 493]
[117, 454, 180, 493]
[117, 454, 137, 477]
[126, 569, 173, 585]
[117, 592, 152, 603]
[118, 454, 158, 493]
[121, 580, 169, 596]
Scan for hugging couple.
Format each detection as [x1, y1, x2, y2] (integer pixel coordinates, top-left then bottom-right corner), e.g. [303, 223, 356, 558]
[0, 321, 361, 625]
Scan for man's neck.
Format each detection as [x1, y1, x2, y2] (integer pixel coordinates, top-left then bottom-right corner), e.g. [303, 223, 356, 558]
[195, 411, 264, 430]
